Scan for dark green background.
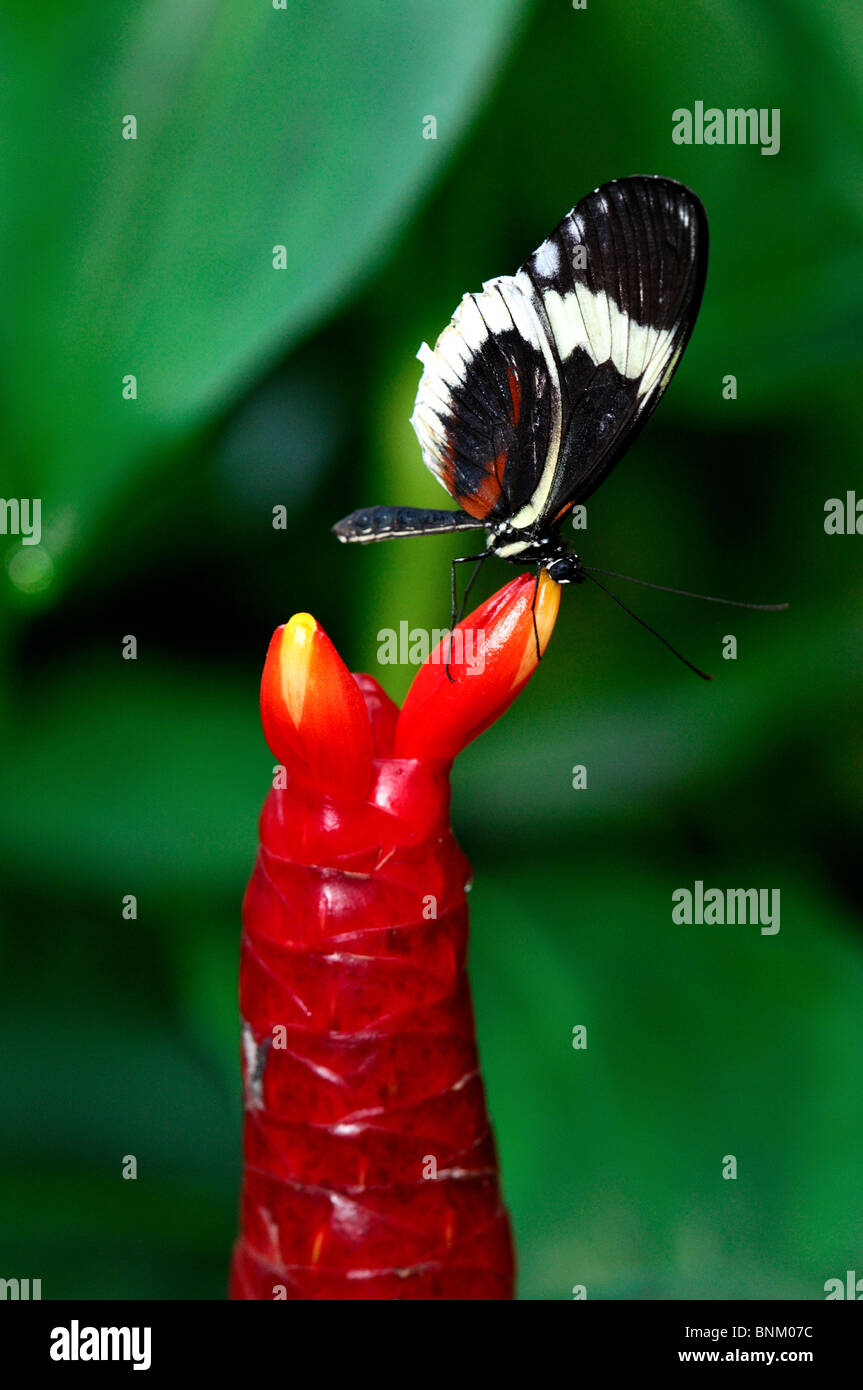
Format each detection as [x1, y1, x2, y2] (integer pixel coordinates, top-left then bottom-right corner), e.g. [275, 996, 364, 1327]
[1, 0, 861, 1300]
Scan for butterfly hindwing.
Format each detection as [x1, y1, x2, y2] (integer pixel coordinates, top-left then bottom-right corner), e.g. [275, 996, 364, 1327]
[410, 278, 558, 523]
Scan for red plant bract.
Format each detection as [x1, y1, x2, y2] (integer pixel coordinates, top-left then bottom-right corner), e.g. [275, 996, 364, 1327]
[230, 573, 559, 1300]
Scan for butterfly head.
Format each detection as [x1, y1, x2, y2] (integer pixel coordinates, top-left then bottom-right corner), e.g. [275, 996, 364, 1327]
[543, 550, 584, 586]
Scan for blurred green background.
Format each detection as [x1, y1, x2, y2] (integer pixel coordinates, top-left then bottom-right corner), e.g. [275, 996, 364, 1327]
[1, 0, 862, 1300]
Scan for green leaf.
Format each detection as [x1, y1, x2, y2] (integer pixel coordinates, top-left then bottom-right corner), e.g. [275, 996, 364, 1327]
[0, 659, 264, 895]
[471, 860, 863, 1299]
[0, 0, 528, 578]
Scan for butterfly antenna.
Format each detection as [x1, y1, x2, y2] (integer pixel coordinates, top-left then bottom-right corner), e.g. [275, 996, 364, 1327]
[582, 570, 713, 681]
[582, 566, 788, 612]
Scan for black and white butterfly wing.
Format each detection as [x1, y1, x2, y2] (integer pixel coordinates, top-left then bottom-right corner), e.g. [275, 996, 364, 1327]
[410, 175, 707, 533]
[516, 175, 708, 525]
[409, 274, 561, 525]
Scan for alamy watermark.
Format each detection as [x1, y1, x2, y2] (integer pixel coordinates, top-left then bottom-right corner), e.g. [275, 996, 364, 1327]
[0, 1276, 41, 1299]
[0, 497, 41, 545]
[672, 880, 780, 935]
[825, 1270, 863, 1299]
[377, 622, 485, 673]
[50, 1322, 151, 1370]
[672, 102, 780, 156]
[824, 491, 863, 534]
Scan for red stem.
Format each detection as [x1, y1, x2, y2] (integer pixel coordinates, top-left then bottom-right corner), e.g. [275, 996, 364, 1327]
[230, 753, 514, 1299]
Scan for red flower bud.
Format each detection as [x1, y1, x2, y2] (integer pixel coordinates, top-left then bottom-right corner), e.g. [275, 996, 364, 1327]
[260, 613, 374, 799]
[395, 569, 560, 760]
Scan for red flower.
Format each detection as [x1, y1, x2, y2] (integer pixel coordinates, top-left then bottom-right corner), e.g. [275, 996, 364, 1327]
[230, 572, 560, 1300]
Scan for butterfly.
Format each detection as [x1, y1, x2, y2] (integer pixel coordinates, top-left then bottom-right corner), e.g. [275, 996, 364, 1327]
[333, 176, 782, 675]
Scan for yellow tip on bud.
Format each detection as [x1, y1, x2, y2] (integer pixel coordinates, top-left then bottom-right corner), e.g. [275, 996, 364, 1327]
[278, 614, 319, 724]
[513, 569, 561, 687]
[260, 612, 374, 797]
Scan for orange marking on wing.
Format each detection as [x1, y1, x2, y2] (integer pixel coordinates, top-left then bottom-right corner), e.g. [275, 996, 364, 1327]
[437, 440, 462, 507]
[553, 500, 574, 523]
[438, 423, 505, 521]
[507, 367, 522, 427]
[459, 450, 506, 520]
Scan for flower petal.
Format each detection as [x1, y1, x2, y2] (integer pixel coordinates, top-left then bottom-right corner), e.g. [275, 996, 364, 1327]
[394, 570, 560, 760]
[260, 613, 374, 797]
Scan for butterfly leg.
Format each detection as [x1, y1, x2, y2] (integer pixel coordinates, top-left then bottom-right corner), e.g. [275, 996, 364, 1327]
[531, 562, 543, 661]
[447, 552, 489, 682]
[455, 554, 488, 627]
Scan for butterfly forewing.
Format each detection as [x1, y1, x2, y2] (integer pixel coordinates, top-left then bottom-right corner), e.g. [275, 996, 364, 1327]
[520, 176, 707, 520]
